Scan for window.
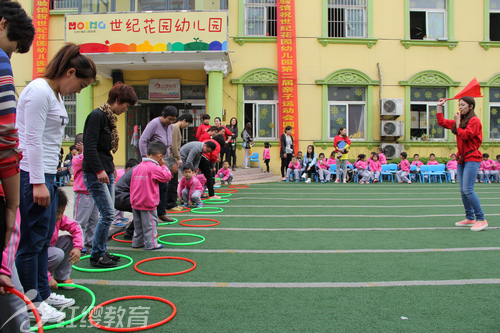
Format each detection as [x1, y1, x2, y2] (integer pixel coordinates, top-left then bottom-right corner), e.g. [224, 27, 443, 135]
[490, 0, 500, 41]
[245, 0, 277, 36]
[243, 86, 278, 140]
[489, 88, 500, 139]
[138, 0, 228, 11]
[410, 0, 447, 40]
[51, 0, 78, 9]
[410, 87, 447, 140]
[63, 94, 77, 141]
[328, 0, 367, 38]
[328, 86, 366, 140]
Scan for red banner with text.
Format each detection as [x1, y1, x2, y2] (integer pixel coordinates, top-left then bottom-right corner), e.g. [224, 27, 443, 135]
[32, 0, 50, 80]
[277, 0, 299, 152]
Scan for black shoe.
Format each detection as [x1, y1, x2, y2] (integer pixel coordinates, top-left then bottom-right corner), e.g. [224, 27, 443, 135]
[159, 215, 175, 222]
[90, 256, 117, 268]
[105, 252, 121, 262]
[123, 234, 133, 240]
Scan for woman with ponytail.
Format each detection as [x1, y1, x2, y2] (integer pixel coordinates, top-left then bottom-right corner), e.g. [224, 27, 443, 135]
[15, 43, 96, 323]
[437, 96, 487, 231]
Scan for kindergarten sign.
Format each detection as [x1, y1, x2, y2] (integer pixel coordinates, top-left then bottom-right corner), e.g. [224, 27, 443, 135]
[65, 11, 228, 53]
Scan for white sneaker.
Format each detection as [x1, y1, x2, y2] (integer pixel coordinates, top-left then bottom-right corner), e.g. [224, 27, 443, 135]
[305, 178, 311, 183]
[28, 301, 66, 323]
[301, 173, 307, 178]
[45, 292, 75, 309]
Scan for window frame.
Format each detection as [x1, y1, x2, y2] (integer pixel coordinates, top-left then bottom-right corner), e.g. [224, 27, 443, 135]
[244, 1, 277, 37]
[245, 100, 278, 140]
[235, 0, 278, 45]
[409, 99, 447, 141]
[402, 0, 457, 49]
[327, 99, 367, 141]
[400, 70, 460, 143]
[481, 0, 500, 50]
[63, 94, 77, 142]
[319, 0, 377, 48]
[327, 0, 367, 38]
[480, 74, 500, 142]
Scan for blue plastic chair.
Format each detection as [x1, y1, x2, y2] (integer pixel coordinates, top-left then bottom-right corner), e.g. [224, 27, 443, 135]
[419, 165, 431, 183]
[249, 152, 260, 168]
[380, 164, 393, 183]
[409, 165, 419, 182]
[428, 164, 447, 183]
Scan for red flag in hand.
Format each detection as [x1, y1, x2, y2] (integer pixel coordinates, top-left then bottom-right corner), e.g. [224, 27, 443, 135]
[446, 78, 482, 100]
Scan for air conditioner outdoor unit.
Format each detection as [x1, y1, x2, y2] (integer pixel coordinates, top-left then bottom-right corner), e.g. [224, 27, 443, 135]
[380, 98, 403, 116]
[380, 120, 404, 136]
[381, 143, 404, 160]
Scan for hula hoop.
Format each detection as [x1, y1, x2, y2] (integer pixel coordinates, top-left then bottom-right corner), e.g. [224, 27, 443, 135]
[191, 207, 224, 214]
[217, 192, 232, 198]
[216, 189, 238, 193]
[213, 185, 221, 189]
[112, 232, 132, 243]
[166, 207, 191, 214]
[158, 217, 178, 226]
[73, 254, 133, 272]
[228, 185, 249, 189]
[29, 283, 96, 331]
[134, 256, 196, 276]
[202, 199, 230, 204]
[180, 218, 220, 227]
[5, 286, 43, 333]
[89, 295, 176, 332]
[158, 233, 205, 246]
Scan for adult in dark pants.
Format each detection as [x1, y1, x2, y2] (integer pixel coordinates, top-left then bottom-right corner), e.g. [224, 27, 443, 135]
[179, 141, 216, 198]
[226, 117, 238, 171]
[280, 125, 294, 180]
[168, 114, 193, 211]
[202, 134, 225, 198]
[214, 117, 233, 171]
[83, 82, 137, 268]
[138, 105, 177, 221]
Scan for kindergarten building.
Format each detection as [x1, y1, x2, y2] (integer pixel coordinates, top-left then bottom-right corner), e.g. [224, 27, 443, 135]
[12, 0, 500, 170]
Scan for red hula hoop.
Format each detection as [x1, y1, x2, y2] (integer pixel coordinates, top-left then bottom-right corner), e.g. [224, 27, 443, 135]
[166, 207, 191, 214]
[215, 189, 238, 193]
[228, 185, 249, 189]
[112, 232, 132, 243]
[5, 286, 43, 332]
[89, 295, 176, 332]
[180, 218, 220, 227]
[134, 256, 197, 276]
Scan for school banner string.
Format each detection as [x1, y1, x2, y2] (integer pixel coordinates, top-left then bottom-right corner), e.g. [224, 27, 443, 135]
[445, 78, 483, 100]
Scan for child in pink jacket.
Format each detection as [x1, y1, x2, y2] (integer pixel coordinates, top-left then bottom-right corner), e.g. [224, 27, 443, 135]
[479, 153, 498, 183]
[263, 142, 271, 173]
[48, 189, 83, 290]
[217, 161, 234, 185]
[427, 153, 439, 165]
[397, 152, 411, 183]
[317, 153, 331, 183]
[446, 154, 458, 183]
[179, 163, 204, 207]
[130, 141, 172, 250]
[286, 156, 301, 182]
[370, 153, 382, 182]
[356, 154, 372, 184]
[377, 147, 387, 164]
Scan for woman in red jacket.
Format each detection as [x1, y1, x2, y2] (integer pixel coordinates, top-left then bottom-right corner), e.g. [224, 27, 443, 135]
[437, 96, 487, 231]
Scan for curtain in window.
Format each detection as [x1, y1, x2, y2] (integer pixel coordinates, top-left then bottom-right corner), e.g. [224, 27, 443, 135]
[490, 88, 500, 139]
[348, 104, 364, 139]
[427, 12, 445, 39]
[256, 104, 275, 139]
[329, 104, 347, 137]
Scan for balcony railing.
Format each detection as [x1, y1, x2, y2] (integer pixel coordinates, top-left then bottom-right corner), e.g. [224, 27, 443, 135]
[51, 0, 228, 13]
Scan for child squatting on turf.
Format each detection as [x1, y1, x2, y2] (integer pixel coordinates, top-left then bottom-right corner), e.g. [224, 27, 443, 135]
[179, 163, 204, 208]
[130, 141, 172, 250]
[217, 161, 233, 185]
[397, 152, 411, 183]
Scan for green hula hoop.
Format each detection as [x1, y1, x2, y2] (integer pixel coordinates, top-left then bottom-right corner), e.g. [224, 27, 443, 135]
[202, 199, 230, 204]
[158, 233, 205, 246]
[158, 217, 179, 226]
[30, 283, 96, 331]
[73, 253, 134, 272]
[217, 193, 232, 198]
[191, 207, 224, 214]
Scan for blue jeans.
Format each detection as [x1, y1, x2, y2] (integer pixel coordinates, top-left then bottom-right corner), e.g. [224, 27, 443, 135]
[457, 161, 485, 221]
[83, 171, 115, 258]
[16, 171, 58, 303]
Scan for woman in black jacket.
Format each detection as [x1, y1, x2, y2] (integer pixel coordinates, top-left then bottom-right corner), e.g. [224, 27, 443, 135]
[280, 126, 294, 180]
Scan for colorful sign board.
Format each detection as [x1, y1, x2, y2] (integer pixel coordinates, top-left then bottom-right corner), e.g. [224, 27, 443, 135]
[277, 0, 299, 151]
[65, 11, 228, 53]
[33, 0, 50, 79]
[149, 79, 181, 100]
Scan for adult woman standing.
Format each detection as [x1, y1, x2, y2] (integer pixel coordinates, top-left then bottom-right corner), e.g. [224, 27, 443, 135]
[16, 44, 96, 322]
[280, 126, 294, 180]
[241, 122, 253, 168]
[83, 83, 137, 268]
[226, 117, 238, 171]
[334, 127, 351, 183]
[214, 117, 233, 171]
[437, 97, 487, 231]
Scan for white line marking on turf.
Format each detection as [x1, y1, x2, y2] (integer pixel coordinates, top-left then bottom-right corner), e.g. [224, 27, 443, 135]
[73, 278, 500, 288]
[157, 227, 499, 232]
[209, 204, 500, 208]
[229, 197, 500, 201]
[106, 246, 500, 254]
[177, 214, 500, 218]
